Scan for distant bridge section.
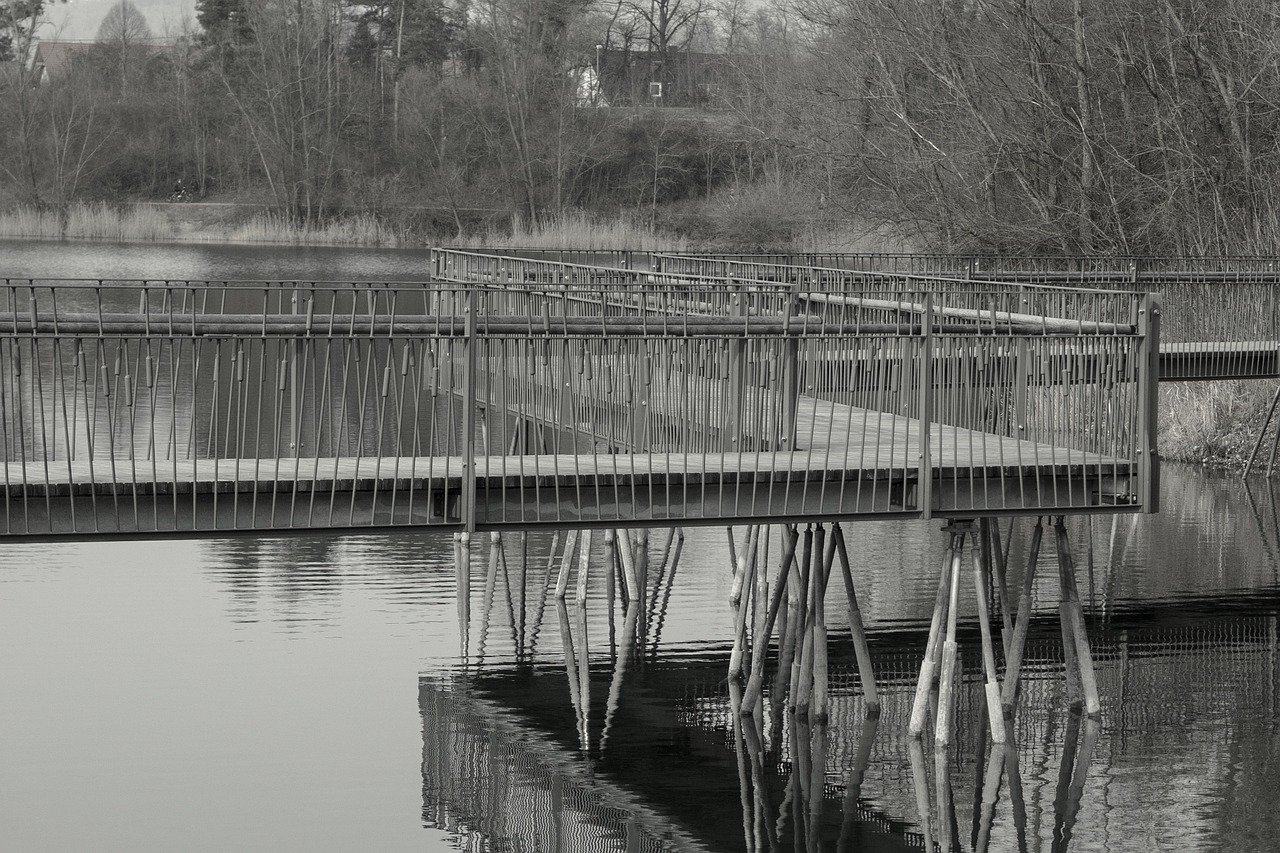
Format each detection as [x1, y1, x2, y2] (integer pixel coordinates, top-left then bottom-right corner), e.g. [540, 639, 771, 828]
[438, 249, 1278, 382]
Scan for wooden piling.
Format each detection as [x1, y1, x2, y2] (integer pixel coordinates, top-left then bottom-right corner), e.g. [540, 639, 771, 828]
[775, 574, 800, 713]
[1001, 518, 1043, 715]
[616, 528, 640, 603]
[604, 530, 617, 654]
[750, 526, 770, 698]
[832, 523, 880, 714]
[600, 602, 640, 751]
[984, 518, 1014, 655]
[741, 525, 800, 712]
[909, 536, 958, 737]
[530, 530, 560, 639]
[477, 531, 501, 655]
[794, 525, 824, 718]
[554, 529, 579, 600]
[908, 737, 936, 853]
[458, 531, 472, 656]
[576, 529, 592, 605]
[789, 526, 815, 712]
[934, 530, 965, 750]
[972, 530, 1007, 743]
[974, 743, 1006, 853]
[1059, 594, 1083, 705]
[1056, 518, 1102, 717]
[726, 525, 740, 581]
[556, 599, 585, 750]
[934, 730, 956, 853]
[516, 532, 528, 654]
[808, 524, 833, 722]
[575, 600, 591, 745]
[836, 714, 880, 850]
[728, 532, 758, 681]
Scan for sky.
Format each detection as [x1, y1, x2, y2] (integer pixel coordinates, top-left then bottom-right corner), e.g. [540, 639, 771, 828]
[41, 0, 198, 40]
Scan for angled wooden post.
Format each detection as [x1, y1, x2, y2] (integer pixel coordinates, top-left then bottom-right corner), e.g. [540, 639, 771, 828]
[832, 523, 879, 714]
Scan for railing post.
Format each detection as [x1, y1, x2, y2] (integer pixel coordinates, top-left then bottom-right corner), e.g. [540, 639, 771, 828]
[917, 293, 934, 518]
[1013, 338, 1029, 439]
[290, 286, 301, 455]
[1137, 293, 1161, 512]
[461, 288, 478, 531]
[780, 290, 799, 449]
[728, 279, 746, 448]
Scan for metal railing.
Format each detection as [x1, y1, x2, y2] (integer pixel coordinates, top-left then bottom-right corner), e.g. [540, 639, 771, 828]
[448, 250, 1274, 384]
[0, 276, 1159, 538]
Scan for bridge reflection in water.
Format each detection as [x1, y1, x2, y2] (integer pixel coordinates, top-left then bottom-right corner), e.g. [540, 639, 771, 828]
[421, 599, 1280, 852]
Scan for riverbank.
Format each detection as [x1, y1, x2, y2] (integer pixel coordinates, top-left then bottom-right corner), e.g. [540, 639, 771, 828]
[0, 201, 696, 250]
[1159, 381, 1280, 467]
[0, 200, 906, 253]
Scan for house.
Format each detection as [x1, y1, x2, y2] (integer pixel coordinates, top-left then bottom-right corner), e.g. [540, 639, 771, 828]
[26, 40, 95, 83]
[25, 39, 179, 84]
[592, 48, 734, 108]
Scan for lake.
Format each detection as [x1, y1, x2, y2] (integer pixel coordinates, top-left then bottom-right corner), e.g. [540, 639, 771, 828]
[1, 239, 1278, 852]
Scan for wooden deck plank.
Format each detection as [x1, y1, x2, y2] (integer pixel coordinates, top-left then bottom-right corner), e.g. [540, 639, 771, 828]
[2, 402, 1127, 498]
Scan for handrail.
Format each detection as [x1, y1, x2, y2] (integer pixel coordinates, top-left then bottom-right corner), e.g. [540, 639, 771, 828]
[0, 311, 1138, 338]
[800, 292, 1135, 335]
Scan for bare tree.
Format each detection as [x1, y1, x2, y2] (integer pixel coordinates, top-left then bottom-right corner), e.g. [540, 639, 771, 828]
[0, 0, 59, 204]
[219, 0, 355, 222]
[96, 0, 152, 94]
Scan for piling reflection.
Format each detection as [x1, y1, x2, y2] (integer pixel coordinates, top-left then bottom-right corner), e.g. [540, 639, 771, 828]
[180, 471, 1280, 851]
[421, 555, 1280, 852]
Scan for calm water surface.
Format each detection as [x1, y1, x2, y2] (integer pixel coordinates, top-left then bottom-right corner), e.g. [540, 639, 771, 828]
[1, 241, 1279, 852]
[0, 238, 439, 282]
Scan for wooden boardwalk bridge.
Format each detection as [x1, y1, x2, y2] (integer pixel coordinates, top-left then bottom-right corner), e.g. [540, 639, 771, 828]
[0, 250, 1186, 813]
[0, 255, 1161, 539]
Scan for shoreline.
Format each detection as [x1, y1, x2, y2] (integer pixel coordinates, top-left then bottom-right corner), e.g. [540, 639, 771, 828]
[0, 202, 693, 251]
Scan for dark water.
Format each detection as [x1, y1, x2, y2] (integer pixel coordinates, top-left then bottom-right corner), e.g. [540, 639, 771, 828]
[1, 242, 1279, 852]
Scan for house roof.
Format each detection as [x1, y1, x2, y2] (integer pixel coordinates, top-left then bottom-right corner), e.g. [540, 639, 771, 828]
[29, 40, 94, 79]
[27, 39, 180, 81]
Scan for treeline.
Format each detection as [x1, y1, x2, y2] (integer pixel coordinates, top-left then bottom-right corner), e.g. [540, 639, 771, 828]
[3, 0, 1280, 252]
[0, 0, 783, 239]
[784, 0, 1280, 254]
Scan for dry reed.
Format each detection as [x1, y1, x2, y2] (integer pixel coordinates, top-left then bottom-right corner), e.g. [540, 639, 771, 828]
[450, 212, 689, 252]
[1159, 381, 1280, 465]
[224, 212, 400, 246]
[0, 202, 174, 241]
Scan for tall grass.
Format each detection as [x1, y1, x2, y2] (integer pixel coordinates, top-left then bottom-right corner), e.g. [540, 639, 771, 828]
[0, 205, 681, 249]
[1159, 381, 1280, 465]
[224, 212, 402, 246]
[448, 212, 690, 252]
[0, 202, 174, 241]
